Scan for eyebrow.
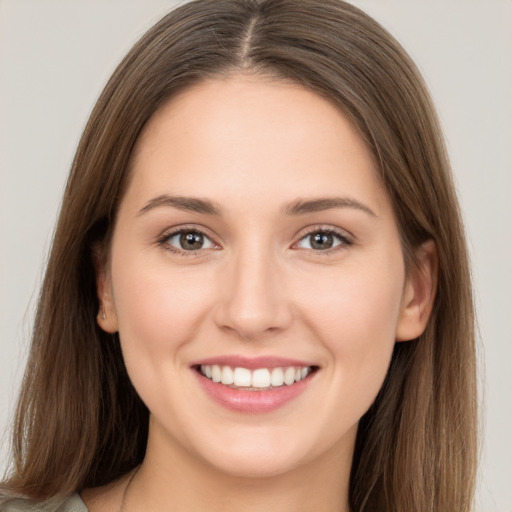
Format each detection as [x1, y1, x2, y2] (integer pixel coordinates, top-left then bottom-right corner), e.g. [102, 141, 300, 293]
[138, 195, 223, 216]
[138, 194, 376, 218]
[282, 197, 376, 217]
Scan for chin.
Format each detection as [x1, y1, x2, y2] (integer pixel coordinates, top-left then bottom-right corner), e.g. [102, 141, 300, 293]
[189, 422, 345, 481]
[202, 446, 305, 480]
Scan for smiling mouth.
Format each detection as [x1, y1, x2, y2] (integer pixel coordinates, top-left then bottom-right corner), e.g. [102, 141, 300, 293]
[195, 364, 318, 391]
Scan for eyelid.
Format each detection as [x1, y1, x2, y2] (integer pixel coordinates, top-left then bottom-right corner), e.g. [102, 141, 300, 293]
[292, 225, 354, 253]
[155, 223, 353, 256]
[156, 224, 221, 255]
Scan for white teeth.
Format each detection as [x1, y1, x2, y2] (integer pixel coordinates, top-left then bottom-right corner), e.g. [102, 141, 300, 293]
[221, 366, 234, 385]
[200, 364, 313, 389]
[284, 367, 296, 385]
[252, 368, 271, 388]
[233, 367, 252, 387]
[211, 365, 221, 383]
[270, 367, 285, 387]
[201, 364, 212, 379]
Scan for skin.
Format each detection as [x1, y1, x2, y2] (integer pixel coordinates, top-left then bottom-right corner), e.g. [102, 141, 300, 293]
[85, 74, 436, 512]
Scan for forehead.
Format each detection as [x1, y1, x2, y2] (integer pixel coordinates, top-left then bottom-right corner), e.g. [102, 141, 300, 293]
[124, 74, 390, 217]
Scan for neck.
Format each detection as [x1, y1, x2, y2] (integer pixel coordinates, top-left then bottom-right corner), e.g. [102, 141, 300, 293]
[126, 419, 354, 512]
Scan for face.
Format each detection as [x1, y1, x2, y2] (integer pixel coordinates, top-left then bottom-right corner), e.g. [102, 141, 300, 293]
[98, 74, 431, 479]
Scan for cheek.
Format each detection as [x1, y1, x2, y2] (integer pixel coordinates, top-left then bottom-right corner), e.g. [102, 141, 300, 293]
[299, 255, 404, 342]
[110, 252, 214, 364]
[295, 254, 404, 408]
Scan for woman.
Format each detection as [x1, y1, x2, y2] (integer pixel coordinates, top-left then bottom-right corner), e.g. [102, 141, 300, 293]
[0, 0, 477, 511]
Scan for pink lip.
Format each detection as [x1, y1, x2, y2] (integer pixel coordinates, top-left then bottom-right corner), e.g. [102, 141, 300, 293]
[191, 355, 315, 370]
[192, 359, 318, 413]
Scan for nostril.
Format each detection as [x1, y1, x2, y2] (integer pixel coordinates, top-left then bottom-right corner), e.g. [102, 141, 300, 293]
[214, 305, 293, 342]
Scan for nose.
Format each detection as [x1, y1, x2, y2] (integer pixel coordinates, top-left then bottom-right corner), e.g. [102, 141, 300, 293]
[213, 245, 293, 341]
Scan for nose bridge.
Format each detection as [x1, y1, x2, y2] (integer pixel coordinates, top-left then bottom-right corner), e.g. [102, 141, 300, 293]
[215, 239, 291, 339]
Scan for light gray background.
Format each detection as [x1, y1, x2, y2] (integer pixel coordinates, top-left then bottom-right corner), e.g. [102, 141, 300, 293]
[0, 1, 510, 510]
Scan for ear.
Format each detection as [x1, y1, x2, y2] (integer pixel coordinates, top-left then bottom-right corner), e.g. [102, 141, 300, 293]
[395, 240, 438, 342]
[93, 244, 119, 333]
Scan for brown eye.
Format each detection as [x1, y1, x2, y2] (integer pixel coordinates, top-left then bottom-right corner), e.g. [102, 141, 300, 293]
[164, 230, 216, 252]
[180, 231, 205, 250]
[295, 230, 351, 251]
[310, 232, 335, 250]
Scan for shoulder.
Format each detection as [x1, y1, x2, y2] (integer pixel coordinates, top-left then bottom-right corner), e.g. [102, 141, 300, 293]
[0, 494, 88, 512]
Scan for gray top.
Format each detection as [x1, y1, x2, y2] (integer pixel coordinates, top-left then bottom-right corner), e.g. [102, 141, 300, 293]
[0, 494, 88, 512]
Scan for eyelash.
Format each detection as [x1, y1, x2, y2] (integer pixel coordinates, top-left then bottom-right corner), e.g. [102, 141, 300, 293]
[156, 226, 217, 256]
[156, 226, 353, 256]
[293, 227, 354, 255]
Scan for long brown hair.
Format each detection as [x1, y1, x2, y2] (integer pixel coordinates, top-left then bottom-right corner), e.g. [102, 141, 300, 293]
[1, 1, 477, 510]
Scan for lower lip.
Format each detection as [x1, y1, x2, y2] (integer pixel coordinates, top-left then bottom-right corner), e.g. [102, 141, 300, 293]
[194, 370, 315, 413]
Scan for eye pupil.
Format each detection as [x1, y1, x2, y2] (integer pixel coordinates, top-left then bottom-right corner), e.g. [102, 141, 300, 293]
[310, 232, 334, 250]
[180, 231, 204, 250]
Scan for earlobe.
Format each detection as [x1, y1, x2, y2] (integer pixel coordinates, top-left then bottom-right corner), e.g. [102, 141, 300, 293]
[93, 245, 119, 334]
[395, 240, 438, 342]
[96, 296, 119, 333]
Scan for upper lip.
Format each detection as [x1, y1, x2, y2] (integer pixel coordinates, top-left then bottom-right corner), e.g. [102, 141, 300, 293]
[191, 355, 317, 370]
